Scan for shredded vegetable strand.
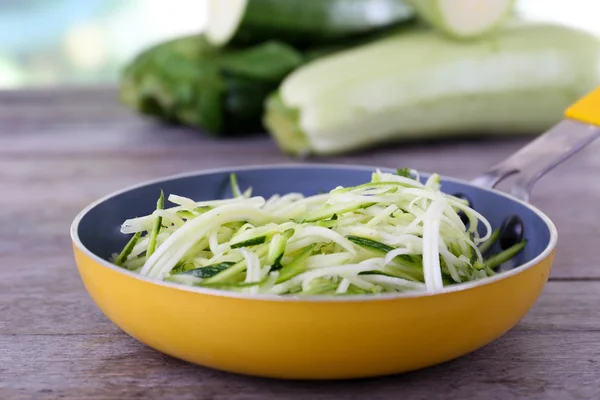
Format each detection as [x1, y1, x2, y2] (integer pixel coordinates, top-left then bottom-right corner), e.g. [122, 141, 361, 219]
[112, 168, 525, 296]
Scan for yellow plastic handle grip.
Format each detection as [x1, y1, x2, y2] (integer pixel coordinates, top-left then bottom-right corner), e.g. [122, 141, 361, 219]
[565, 87, 600, 127]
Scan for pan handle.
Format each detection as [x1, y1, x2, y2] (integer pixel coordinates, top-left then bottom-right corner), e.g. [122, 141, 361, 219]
[471, 88, 600, 202]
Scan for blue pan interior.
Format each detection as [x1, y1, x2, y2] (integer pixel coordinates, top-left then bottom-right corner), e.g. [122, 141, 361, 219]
[77, 165, 552, 272]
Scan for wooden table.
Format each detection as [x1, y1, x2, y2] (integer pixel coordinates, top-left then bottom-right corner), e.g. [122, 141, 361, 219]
[1, 88, 599, 400]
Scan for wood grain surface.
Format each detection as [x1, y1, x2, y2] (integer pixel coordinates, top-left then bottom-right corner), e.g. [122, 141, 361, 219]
[1, 87, 599, 400]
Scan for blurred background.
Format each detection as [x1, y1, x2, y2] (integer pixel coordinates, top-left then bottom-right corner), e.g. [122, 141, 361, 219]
[1, 0, 600, 90]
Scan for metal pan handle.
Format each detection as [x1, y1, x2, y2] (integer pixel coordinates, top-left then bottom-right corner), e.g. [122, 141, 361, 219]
[472, 88, 600, 202]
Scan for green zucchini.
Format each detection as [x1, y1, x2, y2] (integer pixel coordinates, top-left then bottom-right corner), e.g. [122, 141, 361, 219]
[170, 260, 192, 274]
[276, 244, 315, 283]
[301, 202, 376, 223]
[174, 262, 236, 278]
[230, 235, 267, 248]
[120, 35, 304, 135]
[347, 235, 394, 253]
[114, 232, 141, 267]
[119, 30, 397, 136]
[205, 0, 415, 47]
[484, 240, 527, 269]
[146, 190, 164, 259]
[405, 0, 515, 40]
[477, 229, 500, 255]
[347, 235, 421, 270]
[267, 229, 294, 269]
[265, 22, 600, 156]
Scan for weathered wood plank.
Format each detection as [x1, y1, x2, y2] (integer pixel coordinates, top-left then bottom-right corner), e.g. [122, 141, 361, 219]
[1, 329, 599, 400]
[0, 86, 131, 126]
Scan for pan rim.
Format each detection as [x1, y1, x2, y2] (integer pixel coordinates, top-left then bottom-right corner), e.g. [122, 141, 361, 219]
[70, 163, 558, 303]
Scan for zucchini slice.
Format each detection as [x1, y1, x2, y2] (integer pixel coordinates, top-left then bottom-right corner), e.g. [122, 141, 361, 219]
[406, 0, 515, 40]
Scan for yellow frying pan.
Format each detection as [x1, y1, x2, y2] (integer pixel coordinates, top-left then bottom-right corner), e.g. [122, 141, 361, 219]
[71, 87, 600, 380]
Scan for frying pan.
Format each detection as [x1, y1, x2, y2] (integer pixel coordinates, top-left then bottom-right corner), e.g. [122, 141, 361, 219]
[71, 88, 600, 380]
